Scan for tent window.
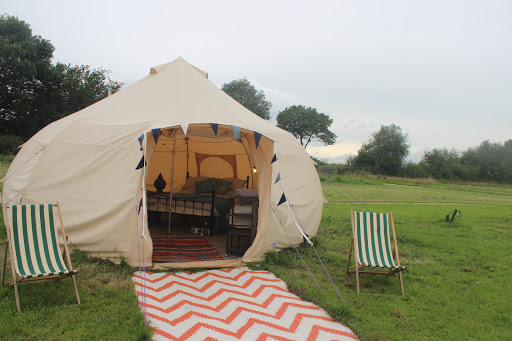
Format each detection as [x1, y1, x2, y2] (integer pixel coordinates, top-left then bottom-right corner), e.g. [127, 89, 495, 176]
[199, 157, 234, 178]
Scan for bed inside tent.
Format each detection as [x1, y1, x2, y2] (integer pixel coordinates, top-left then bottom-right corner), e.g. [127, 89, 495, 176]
[143, 124, 269, 264]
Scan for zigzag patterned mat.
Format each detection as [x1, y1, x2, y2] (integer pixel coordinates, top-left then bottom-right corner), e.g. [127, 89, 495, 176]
[132, 267, 358, 340]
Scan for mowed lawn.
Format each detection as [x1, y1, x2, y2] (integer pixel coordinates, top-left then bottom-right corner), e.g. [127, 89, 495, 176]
[258, 175, 512, 340]
[1, 156, 511, 340]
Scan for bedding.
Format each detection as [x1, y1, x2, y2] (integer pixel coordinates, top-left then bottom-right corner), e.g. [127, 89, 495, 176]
[147, 177, 251, 234]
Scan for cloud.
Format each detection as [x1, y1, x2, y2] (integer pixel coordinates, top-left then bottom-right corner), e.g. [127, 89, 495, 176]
[247, 78, 295, 109]
[306, 143, 361, 164]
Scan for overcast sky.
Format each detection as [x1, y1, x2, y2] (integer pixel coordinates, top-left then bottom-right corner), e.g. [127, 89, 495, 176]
[3, 0, 511, 162]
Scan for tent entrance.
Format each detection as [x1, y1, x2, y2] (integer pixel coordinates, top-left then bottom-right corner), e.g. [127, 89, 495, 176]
[144, 125, 261, 263]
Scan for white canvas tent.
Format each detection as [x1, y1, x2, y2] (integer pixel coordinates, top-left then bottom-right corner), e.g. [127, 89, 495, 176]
[2, 58, 323, 268]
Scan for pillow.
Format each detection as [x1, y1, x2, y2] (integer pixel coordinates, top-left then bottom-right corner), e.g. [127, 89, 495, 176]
[195, 178, 233, 195]
[214, 179, 232, 195]
[181, 176, 207, 192]
[195, 177, 215, 194]
[221, 177, 247, 190]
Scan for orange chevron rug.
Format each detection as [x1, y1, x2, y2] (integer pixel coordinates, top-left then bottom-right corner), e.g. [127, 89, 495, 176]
[132, 267, 358, 341]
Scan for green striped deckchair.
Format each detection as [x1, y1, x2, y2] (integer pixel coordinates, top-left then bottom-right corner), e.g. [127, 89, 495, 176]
[1, 202, 80, 311]
[346, 211, 407, 295]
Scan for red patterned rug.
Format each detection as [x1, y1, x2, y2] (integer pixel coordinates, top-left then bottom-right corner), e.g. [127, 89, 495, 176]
[152, 236, 224, 263]
[132, 267, 358, 340]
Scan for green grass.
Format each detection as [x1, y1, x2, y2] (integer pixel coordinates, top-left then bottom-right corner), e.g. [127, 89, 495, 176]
[255, 175, 512, 340]
[2, 157, 511, 340]
[0, 210, 152, 340]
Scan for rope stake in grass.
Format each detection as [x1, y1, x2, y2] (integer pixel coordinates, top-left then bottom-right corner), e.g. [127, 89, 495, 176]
[271, 208, 321, 291]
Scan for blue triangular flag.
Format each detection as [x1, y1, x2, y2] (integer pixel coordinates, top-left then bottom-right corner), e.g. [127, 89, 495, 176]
[210, 123, 218, 136]
[152, 128, 160, 144]
[232, 125, 241, 140]
[254, 131, 262, 149]
[138, 134, 144, 150]
[135, 156, 146, 170]
[277, 193, 287, 206]
[138, 199, 143, 214]
[274, 173, 281, 184]
[271, 153, 277, 164]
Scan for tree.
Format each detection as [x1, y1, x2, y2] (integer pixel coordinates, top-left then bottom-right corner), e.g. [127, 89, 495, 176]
[0, 15, 123, 140]
[56, 63, 123, 118]
[349, 124, 409, 176]
[276, 105, 336, 148]
[461, 139, 512, 183]
[221, 78, 271, 119]
[0, 15, 59, 139]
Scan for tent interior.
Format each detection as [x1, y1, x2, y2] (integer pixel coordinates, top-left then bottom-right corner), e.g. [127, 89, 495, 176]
[144, 124, 268, 263]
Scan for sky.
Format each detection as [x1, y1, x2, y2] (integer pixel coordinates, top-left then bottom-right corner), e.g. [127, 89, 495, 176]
[3, 0, 511, 163]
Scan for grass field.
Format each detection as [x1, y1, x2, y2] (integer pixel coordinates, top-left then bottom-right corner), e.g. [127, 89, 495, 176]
[1, 156, 511, 340]
[257, 175, 512, 340]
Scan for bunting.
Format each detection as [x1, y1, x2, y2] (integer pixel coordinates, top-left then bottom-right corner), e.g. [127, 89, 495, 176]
[277, 193, 287, 206]
[181, 123, 189, 135]
[232, 125, 241, 141]
[254, 131, 262, 148]
[286, 212, 294, 226]
[210, 123, 219, 135]
[138, 199, 143, 214]
[271, 153, 278, 164]
[135, 156, 146, 170]
[152, 128, 161, 144]
[274, 173, 281, 184]
[138, 134, 144, 150]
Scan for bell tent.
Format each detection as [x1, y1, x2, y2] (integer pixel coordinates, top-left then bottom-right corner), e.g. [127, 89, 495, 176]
[2, 58, 323, 268]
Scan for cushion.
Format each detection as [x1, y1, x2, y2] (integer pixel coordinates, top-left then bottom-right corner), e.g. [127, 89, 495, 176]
[195, 178, 233, 195]
[222, 177, 247, 190]
[214, 179, 232, 195]
[195, 177, 215, 194]
[181, 177, 207, 192]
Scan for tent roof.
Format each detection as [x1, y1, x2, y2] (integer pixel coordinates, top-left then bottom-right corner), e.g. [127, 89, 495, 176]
[32, 57, 289, 145]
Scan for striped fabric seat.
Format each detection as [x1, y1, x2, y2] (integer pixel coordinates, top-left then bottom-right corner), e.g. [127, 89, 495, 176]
[354, 212, 405, 270]
[9, 204, 77, 279]
[347, 211, 407, 295]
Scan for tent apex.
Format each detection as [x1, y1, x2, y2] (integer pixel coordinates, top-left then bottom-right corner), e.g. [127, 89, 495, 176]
[149, 57, 208, 79]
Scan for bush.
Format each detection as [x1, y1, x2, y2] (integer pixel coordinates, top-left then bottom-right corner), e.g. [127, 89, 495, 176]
[0, 134, 23, 155]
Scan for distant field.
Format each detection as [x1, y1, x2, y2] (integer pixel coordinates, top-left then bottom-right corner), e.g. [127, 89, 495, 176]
[259, 174, 512, 340]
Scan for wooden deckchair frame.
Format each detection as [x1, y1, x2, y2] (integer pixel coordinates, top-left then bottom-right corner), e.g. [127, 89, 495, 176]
[1, 202, 80, 311]
[346, 210, 406, 296]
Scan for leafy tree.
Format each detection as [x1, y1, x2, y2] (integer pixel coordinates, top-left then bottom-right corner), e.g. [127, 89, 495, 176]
[420, 148, 469, 180]
[56, 63, 123, 118]
[349, 124, 409, 176]
[276, 105, 336, 148]
[0, 14, 59, 139]
[0, 15, 123, 140]
[221, 78, 271, 119]
[461, 139, 512, 183]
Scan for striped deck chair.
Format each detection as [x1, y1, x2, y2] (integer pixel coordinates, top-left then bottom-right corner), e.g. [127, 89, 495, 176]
[346, 211, 407, 295]
[1, 202, 80, 311]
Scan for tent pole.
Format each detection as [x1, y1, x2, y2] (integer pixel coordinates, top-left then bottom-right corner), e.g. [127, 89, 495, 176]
[185, 137, 189, 178]
[167, 129, 176, 235]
